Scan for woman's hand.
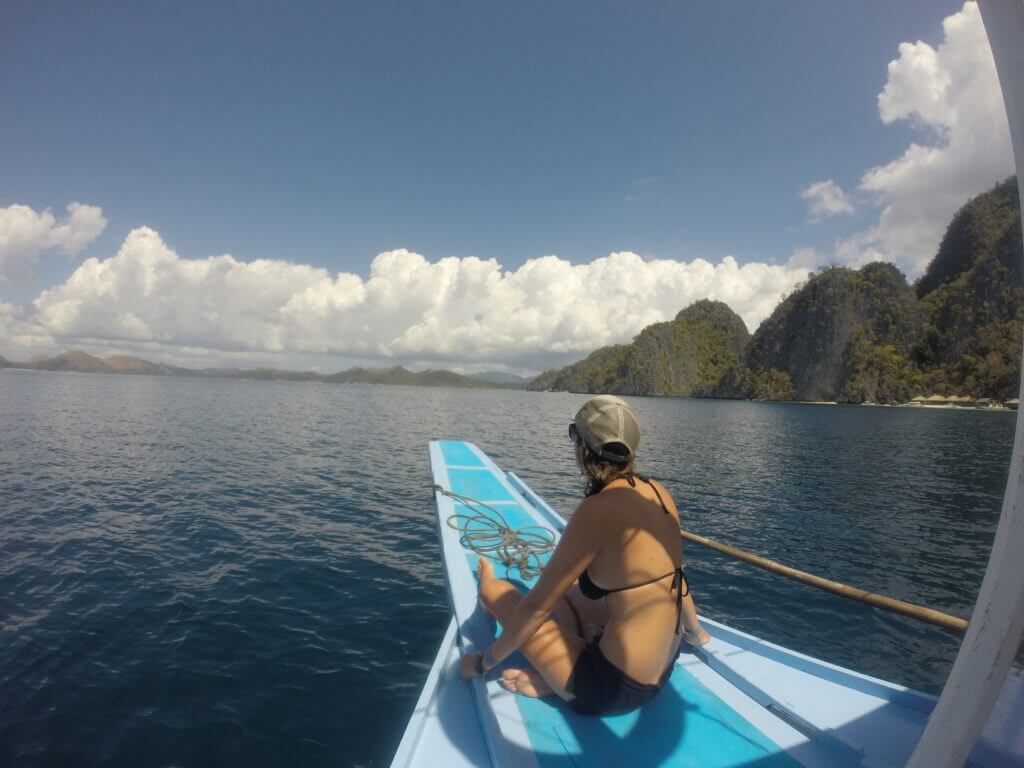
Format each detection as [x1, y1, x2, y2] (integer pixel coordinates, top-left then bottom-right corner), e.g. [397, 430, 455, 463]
[460, 652, 484, 679]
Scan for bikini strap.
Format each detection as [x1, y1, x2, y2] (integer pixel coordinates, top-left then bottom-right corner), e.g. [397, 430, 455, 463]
[671, 567, 690, 635]
[634, 474, 670, 515]
[602, 569, 677, 595]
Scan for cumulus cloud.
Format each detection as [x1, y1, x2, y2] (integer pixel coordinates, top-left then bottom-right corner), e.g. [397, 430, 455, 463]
[0, 302, 16, 338]
[835, 1, 1014, 274]
[15, 227, 808, 369]
[0, 202, 107, 282]
[801, 180, 856, 220]
[0, 301, 49, 352]
[786, 247, 825, 270]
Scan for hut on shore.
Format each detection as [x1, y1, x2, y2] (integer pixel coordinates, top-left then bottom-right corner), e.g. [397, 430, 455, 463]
[1008, 399, 1020, 410]
[924, 394, 948, 406]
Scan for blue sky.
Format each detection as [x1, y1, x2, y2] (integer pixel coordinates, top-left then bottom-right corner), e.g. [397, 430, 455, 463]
[2, 1, 962, 276]
[0, 1, 1014, 371]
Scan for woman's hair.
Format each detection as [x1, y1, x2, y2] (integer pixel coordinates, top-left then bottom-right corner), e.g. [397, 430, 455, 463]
[574, 439, 636, 497]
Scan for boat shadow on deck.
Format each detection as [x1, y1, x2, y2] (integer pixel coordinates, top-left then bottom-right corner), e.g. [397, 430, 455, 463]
[438, 598, 808, 768]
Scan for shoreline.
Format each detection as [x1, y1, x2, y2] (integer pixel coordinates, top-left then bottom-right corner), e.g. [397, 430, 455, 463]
[6, 368, 1017, 411]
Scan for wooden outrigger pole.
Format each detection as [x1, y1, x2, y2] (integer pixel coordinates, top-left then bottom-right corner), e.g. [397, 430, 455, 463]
[680, 529, 969, 633]
[908, 2, 1024, 764]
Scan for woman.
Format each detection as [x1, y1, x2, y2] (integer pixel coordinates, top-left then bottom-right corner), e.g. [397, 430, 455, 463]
[460, 394, 710, 716]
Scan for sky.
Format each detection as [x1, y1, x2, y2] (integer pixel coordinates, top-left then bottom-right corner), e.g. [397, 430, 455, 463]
[0, 0, 1016, 374]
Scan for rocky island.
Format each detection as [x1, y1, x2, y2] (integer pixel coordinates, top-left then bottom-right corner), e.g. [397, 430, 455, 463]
[531, 177, 1023, 404]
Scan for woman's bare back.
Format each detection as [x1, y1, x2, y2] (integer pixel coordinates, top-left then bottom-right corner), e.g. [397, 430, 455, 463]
[582, 478, 684, 684]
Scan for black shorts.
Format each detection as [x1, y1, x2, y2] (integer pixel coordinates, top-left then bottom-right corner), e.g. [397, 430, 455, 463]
[566, 638, 675, 716]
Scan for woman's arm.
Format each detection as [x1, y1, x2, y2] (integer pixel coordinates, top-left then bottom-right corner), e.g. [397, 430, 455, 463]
[484, 503, 600, 665]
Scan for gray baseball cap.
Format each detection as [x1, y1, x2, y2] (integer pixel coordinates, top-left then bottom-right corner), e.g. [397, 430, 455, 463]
[571, 395, 640, 463]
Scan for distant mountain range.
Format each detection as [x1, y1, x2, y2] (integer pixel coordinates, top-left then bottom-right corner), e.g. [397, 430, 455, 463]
[467, 371, 533, 385]
[532, 177, 1023, 404]
[0, 351, 532, 390]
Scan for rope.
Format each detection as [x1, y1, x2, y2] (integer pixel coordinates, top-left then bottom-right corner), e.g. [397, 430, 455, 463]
[434, 484, 556, 580]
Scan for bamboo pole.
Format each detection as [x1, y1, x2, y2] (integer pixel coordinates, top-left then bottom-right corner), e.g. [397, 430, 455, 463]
[681, 528, 969, 634]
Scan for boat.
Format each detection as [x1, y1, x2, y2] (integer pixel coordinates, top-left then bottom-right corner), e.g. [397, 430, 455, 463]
[394, 2, 1024, 764]
[390, 441, 1023, 768]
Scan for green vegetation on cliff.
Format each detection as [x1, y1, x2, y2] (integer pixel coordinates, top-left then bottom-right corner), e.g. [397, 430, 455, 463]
[528, 300, 749, 395]
[532, 177, 1022, 403]
[718, 262, 925, 402]
[528, 345, 631, 393]
[726, 368, 797, 401]
[917, 177, 1022, 296]
[725, 178, 1023, 403]
[916, 178, 1023, 401]
[839, 327, 923, 404]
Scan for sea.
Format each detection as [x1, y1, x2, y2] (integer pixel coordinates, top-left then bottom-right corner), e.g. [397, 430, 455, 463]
[0, 370, 1015, 767]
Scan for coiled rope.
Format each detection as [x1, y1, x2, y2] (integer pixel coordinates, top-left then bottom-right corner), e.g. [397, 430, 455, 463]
[434, 484, 556, 580]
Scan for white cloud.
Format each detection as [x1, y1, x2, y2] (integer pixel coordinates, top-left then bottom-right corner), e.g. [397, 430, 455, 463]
[786, 247, 825, 270]
[0, 301, 49, 353]
[836, 1, 1014, 274]
[11, 226, 809, 370]
[801, 180, 855, 220]
[0, 202, 107, 282]
[0, 302, 16, 339]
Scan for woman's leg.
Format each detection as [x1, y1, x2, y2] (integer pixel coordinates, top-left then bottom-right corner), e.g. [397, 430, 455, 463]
[476, 559, 586, 701]
[679, 591, 711, 645]
[501, 591, 581, 698]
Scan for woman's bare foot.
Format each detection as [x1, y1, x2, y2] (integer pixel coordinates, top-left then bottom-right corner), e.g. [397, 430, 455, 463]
[500, 668, 553, 698]
[477, 558, 495, 584]
[684, 627, 711, 647]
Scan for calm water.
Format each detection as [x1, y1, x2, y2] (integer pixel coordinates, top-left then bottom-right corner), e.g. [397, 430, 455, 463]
[0, 371, 1015, 767]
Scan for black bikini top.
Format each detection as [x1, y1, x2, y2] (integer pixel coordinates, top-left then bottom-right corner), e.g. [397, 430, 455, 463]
[578, 475, 689, 635]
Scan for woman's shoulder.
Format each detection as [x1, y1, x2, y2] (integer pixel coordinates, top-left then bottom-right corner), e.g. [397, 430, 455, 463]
[572, 492, 608, 517]
[571, 490, 625, 524]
